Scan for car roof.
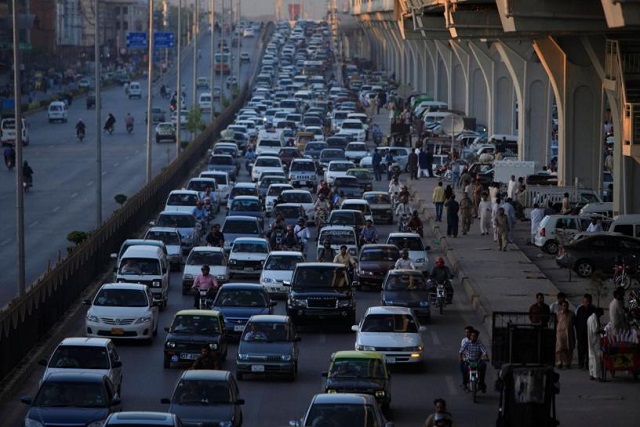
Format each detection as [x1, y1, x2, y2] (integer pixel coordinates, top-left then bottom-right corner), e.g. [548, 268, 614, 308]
[190, 246, 225, 253]
[320, 225, 357, 232]
[248, 314, 289, 323]
[219, 283, 267, 291]
[341, 199, 368, 205]
[159, 210, 193, 217]
[361, 244, 398, 251]
[147, 227, 179, 234]
[168, 189, 199, 196]
[180, 369, 231, 381]
[388, 232, 423, 239]
[332, 350, 385, 360]
[100, 282, 149, 291]
[234, 182, 258, 189]
[296, 262, 345, 269]
[267, 250, 305, 257]
[224, 215, 259, 222]
[175, 309, 222, 317]
[311, 393, 377, 404]
[43, 371, 108, 382]
[58, 337, 112, 347]
[363, 191, 389, 196]
[365, 306, 414, 315]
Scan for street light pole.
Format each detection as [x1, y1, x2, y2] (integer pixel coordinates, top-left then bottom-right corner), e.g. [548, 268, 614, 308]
[176, 0, 182, 157]
[94, 0, 103, 226]
[146, 0, 155, 182]
[219, 0, 225, 98]
[209, 0, 214, 122]
[12, 0, 25, 297]
[192, 0, 198, 103]
[235, 0, 240, 85]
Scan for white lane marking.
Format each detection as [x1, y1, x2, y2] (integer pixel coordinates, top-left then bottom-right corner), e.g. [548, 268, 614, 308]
[86, 181, 94, 187]
[430, 330, 441, 346]
[114, 162, 120, 167]
[29, 221, 39, 228]
[0, 238, 11, 246]
[446, 375, 457, 395]
[102, 171, 107, 176]
[70, 192, 78, 199]
[52, 206, 60, 213]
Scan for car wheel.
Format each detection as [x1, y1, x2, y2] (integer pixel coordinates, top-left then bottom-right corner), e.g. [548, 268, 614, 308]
[575, 260, 594, 278]
[542, 240, 559, 255]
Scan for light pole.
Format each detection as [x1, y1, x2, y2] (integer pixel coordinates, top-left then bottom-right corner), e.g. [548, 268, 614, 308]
[235, 0, 240, 85]
[94, 0, 103, 226]
[146, 0, 155, 182]
[192, 0, 198, 103]
[176, 0, 182, 156]
[209, 0, 214, 122]
[218, 0, 225, 100]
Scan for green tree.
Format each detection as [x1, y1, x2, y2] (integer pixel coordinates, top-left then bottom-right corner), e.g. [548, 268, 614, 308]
[185, 107, 205, 137]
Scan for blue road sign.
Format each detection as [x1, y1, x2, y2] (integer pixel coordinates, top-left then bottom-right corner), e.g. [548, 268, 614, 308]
[126, 32, 147, 48]
[154, 32, 175, 48]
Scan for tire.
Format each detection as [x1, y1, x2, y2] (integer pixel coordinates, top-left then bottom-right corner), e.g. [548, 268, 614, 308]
[439, 300, 444, 315]
[542, 240, 559, 255]
[575, 260, 595, 278]
[288, 363, 297, 382]
[472, 381, 478, 403]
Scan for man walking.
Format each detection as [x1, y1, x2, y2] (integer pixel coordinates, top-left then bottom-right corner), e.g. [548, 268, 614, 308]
[587, 307, 604, 381]
[432, 181, 446, 222]
[372, 148, 382, 182]
[450, 160, 461, 189]
[445, 194, 460, 238]
[530, 203, 546, 244]
[494, 207, 509, 251]
[529, 293, 551, 324]
[424, 147, 434, 178]
[408, 149, 418, 180]
[575, 294, 597, 370]
[501, 198, 517, 243]
[459, 192, 473, 235]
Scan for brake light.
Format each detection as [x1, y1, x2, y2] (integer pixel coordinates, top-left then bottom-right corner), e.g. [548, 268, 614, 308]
[540, 227, 546, 237]
[558, 247, 565, 255]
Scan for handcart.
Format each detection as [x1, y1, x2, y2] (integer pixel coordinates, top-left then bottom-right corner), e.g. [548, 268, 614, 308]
[601, 335, 640, 381]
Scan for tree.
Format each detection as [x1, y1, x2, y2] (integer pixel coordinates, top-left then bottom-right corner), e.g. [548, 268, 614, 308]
[185, 107, 205, 137]
[588, 271, 610, 308]
[67, 231, 89, 247]
[114, 194, 127, 207]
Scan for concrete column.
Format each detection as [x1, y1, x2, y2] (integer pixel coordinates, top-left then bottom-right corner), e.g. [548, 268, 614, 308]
[387, 23, 405, 83]
[408, 40, 423, 92]
[450, 41, 470, 115]
[468, 41, 495, 136]
[406, 40, 417, 90]
[495, 41, 552, 166]
[533, 36, 602, 189]
[371, 25, 388, 72]
[434, 40, 453, 106]
[424, 40, 438, 99]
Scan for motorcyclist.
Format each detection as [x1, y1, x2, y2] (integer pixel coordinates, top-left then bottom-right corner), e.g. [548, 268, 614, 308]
[314, 194, 331, 215]
[192, 200, 209, 222]
[394, 249, 416, 269]
[372, 123, 382, 144]
[333, 245, 357, 268]
[104, 113, 116, 132]
[430, 256, 454, 303]
[244, 146, 256, 172]
[317, 239, 335, 262]
[282, 225, 299, 249]
[75, 119, 86, 137]
[459, 329, 489, 393]
[395, 195, 413, 231]
[203, 196, 216, 216]
[4, 145, 16, 170]
[191, 264, 219, 308]
[360, 219, 379, 244]
[407, 210, 424, 237]
[269, 214, 287, 247]
[205, 224, 224, 248]
[398, 184, 411, 201]
[388, 177, 403, 195]
[22, 161, 34, 190]
[332, 190, 345, 209]
[316, 181, 330, 198]
[192, 344, 220, 370]
[294, 218, 311, 252]
[125, 113, 134, 131]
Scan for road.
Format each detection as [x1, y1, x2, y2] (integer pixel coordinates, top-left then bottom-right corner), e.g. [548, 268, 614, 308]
[0, 32, 261, 308]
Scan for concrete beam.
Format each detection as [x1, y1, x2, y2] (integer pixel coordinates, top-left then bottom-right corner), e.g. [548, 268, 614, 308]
[447, 8, 505, 39]
[413, 13, 451, 40]
[600, 0, 640, 28]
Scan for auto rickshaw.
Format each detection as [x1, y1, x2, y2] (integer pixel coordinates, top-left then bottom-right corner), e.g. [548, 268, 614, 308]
[295, 131, 313, 152]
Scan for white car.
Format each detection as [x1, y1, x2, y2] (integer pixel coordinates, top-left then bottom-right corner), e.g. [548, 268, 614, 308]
[344, 142, 369, 164]
[352, 306, 426, 369]
[164, 189, 200, 213]
[171, 109, 188, 128]
[143, 227, 183, 269]
[340, 199, 374, 223]
[198, 92, 212, 113]
[305, 125, 325, 141]
[200, 170, 232, 203]
[128, 81, 142, 99]
[259, 251, 306, 297]
[243, 28, 256, 37]
[240, 52, 251, 63]
[265, 183, 294, 213]
[338, 119, 366, 142]
[324, 160, 356, 186]
[228, 237, 270, 278]
[251, 156, 284, 182]
[39, 337, 123, 393]
[280, 189, 315, 223]
[226, 75, 238, 87]
[386, 232, 430, 273]
[85, 283, 159, 342]
[182, 246, 229, 294]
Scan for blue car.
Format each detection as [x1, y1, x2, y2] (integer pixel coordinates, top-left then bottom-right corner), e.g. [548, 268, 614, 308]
[227, 196, 266, 230]
[212, 283, 277, 340]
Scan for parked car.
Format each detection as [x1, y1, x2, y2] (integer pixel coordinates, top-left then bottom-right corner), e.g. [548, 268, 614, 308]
[535, 214, 609, 255]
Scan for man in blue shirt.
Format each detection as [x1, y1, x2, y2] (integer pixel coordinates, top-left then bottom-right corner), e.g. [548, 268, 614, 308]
[459, 329, 490, 393]
[360, 219, 379, 243]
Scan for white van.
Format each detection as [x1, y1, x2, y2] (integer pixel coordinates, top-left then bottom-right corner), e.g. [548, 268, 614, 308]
[609, 214, 640, 238]
[128, 81, 142, 99]
[0, 118, 29, 146]
[579, 202, 614, 218]
[116, 245, 169, 308]
[47, 101, 68, 123]
[423, 111, 453, 125]
[198, 92, 212, 113]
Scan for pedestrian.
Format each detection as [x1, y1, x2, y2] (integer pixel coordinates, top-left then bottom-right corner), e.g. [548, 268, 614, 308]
[587, 307, 604, 381]
[501, 198, 517, 243]
[385, 151, 394, 180]
[459, 192, 473, 235]
[530, 203, 546, 244]
[491, 196, 501, 242]
[472, 180, 483, 218]
[459, 167, 472, 190]
[432, 181, 446, 222]
[507, 175, 517, 200]
[494, 207, 509, 251]
[450, 160, 461, 189]
[424, 147, 434, 178]
[606, 287, 628, 335]
[550, 292, 574, 315]
[489, 182, 499, 204]
[445, 194, 459, 238]
[478, 192, 491, 235]
[529, 293, 551, 324]
[575, 294, 597, 370]
[375, 93, 381, 114]
[444, 184, 453, 201]
[372, 148, 382, 182]
[561, 192, 571, 214]
[555, 300, 575, 369]
[408, 149, 418, 180]
[418, 148, 427, 178]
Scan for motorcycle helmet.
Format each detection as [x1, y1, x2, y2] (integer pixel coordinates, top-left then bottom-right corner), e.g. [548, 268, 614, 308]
[435, 256, 445, 266]
[412, 210, 419, 217]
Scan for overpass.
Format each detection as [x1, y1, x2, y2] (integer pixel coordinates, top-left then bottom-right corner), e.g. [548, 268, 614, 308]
[338, 0, 640, 214]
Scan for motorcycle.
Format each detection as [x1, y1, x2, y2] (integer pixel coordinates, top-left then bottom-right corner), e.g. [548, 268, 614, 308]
[245, 159, 255, 174]
[77, 129, 85, 142]
[398, 214, 410, 232]
[197, 288, 216, 310]
[613, 256, 639, 290]
[23, 176, 33, 192]
[467, 360, 480, 403]
[315, 208, 328, 231]
[429, 283, 447, 315]
[4, 154, 15, 171]
[104, 124, 114, 135]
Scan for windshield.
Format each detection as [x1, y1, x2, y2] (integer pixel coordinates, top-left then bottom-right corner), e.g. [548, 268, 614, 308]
[320, 150, 345, 160]
[94, 288, 149, 307]
[260, 140, 281, 147]
[305, 404, 378, 427]
[273, 206, 302, 218]
[172, 380, 230, 405]
[343, 203, 369, 214]
[223, 220, 259, 234]
[387, 237, 424, 251]
[145, 231, 180, 245]
[256, 158, 281, 167]
[330, 163, 353, 172]
[306, 143, 327, 152]
[209, 156, 233, 166]
[231, 200, 261, 212]
[232, 242, 268, 253]
[292, 267, 348, 289]
[170, 314, 220, 334]
[282, 192, 312, 203]
[186, 251, 224, 266]
[241, 321, 292, 342]
[167, 193, 198, 206]
[215, 289, 268, 307]
[213, 147, 236, 156]
[330, 212, 363, 226]
[347, 144, 366, 151]
[329, 358, 385, 379]
[230, 187, 256, 197]
[267, 186, 290, 197]
[158, 214, 195, 228]
[260, 178, 285, 188]
[187, 180, 215, 192]
[34, 381, 109, 408]
[384, 273, 429, 291]
[341, 122, 362, 130]
[211, 174, 227, 185]
[360, 314, 419, 333]
[320, 230, 356, 245]
[348, 170, 372, 180]
[49, 346, 110, 369]
[360, 247, 399, 262]
[334, 178, 359, 187]
[264, 255, 304, 270]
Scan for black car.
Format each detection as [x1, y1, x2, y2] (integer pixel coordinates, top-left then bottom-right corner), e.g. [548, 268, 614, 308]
[332, 176, 363, 199]
[326, 136, 350, 150]
[556, 232, 640, 277]
[163, 310, 229, 368]
[355, 244, 400, 289]
[271, 203, 307, 227]
[284, 262, 356, 329]
[380, 269, 431, 321]
[21, 372, 121, 427]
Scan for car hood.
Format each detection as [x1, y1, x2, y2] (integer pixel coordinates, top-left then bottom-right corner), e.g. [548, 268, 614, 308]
[325, 377, 387, 391]
[27, 406, 110, 425]
[228, 210, 264, 219]
[357, 332, 422, 348]
[164, 244, 182, 255]
[169, 403, 234, 423]
[88, 306, 150, 317]
[238, 341, 294, 355]
[359, 260, 396, 272]
[166, 331, 222, 343]
[213, 306, 271, 319]
[382, 290, 430, 306]
[369, 203, 392, 210]
[164, 206, 195, 214]
[230, 252, 268, 261]
[290, 289, 351, 298]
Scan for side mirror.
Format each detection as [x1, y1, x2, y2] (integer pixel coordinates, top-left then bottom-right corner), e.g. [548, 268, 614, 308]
[418, 325, 427, 332]
[289, 420, 302, 427]
[110, 397, 122, 406]
[283, 281, 291, 287]
[351, 325, 360, 332]
[38, 359, 48, 367]
[149, 221, 156, 226]
[160, 398, 170, 404]
[164, 326, 170, 332]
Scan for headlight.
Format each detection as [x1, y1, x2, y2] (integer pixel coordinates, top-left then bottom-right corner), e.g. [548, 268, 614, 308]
[326, 389, 337, 394]
[135, 316, 152, 324]
[165, 341, 176, 348]
[216, 275, 226, 280]
[288, 298, 307, 308]
[25, 419, 45, 427]
[209, 343, 218, 350]
[152, 280, 161, 288]
[281, 354, 292, 361]
[384, 300, 393, 305]
[229, 259, 237, 265]
[86, 314, 99, 323]
[375, 390, 386, 398]
[356, 345, 376, 351]
[262, 277, 275, 283]
[415, 258, 426, 264]
[184, 274, 194, 280]
[88, 420, 107, 427]
[403, 345, 423, 352]
[336, 299, 352, 308]
[237, 353, 249, 361]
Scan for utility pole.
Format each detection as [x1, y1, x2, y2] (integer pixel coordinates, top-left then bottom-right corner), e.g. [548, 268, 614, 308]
[146, 0, 155, 181]
[219, 0, 225, 99]
[192, 0, 198, 104]
[94, 0, 103, 226]
[209, 0, 214, 121]
[235, 0, 240, 85]
[176, 0, 182, 157]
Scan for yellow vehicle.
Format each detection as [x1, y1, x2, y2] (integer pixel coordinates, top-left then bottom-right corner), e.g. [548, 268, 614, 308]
[295, 131, 314, 152]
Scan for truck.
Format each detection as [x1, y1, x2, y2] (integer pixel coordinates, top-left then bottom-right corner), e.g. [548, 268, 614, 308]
[517, 185, 602, 219]
[493, 160, 536, 185]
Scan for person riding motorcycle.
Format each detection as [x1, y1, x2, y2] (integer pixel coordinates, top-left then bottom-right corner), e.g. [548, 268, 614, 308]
[333, 245, 357, 268]
[205, 224, 224, 248]
[372, 123, 383, 144]
[459, 329, 489, 393]
[191, 264, 219, 308]
[360, 219, 379, 244]
[125, 113, 134, 132]
[4, 145, 16, 170]
[192, 344, 220, 370]
[294, 217, 311, 252]
[75, 119, 86, 138]
[244, 146, 257, 172]
[160, 84, 167, 99]
[407, 210, 424, 237]
[269, 214, 287, 248]
[281, 225, 299, 249]
[430, 256, 454, 303]
[203, 196, 215, 214]
[388, 177, 402, 195]
[192, 200, 209, 222]
[317, 239, 336, 262]
[314, 194, 331, 220]
[398, 185, 411, 201]
[395, 195, 413, 231]
[317, 181, 330, 198]
[104, 113, 116, 132]
[394, 249, 416, 269]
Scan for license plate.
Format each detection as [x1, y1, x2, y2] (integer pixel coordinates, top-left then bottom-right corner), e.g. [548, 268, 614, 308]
[299, 181, 307, 185]
[111, 328, 124, 335]
[251, 364, 265, 372]
[437, 289, 445, 297]
[234, 325, 245, 332]
[180, 353, 199, 360]
[385, 356, 395, 363]
[244, 267, 254, 271]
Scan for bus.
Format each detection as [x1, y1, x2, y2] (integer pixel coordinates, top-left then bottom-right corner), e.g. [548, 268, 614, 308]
[214, 53, 231, 75]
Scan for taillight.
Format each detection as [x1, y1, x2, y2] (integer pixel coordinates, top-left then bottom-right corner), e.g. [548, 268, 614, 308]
[540, 228, 546, 237]
[558, 247, 565, 255]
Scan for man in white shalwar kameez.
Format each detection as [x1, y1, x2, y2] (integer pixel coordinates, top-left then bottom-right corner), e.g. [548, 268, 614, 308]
[587, 308, 604, 381]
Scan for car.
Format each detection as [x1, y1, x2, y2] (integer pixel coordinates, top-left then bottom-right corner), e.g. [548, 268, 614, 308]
[226, 75, 238, 88]
[196, 76, 210, 89]
[47, 100, 68, 123]
[360, 147, 410, 173]
[128, 81, 142, 98]
[251, 156, 284, 182]
[352, 306, 426, 370]
[104, 412, 182, 426]
[345, 142, 369, 164]
[317, 225, 360, 257]
[362, 191, 393, 223]
[318, 148, 347, 172]
[332, 176, 364, 199]
[243, 28, 255, 37]
[325, 160, 356, 185]
[325, 135, 350, 150]
[152, 211, 197, 254]
[0, 117, 29, 146]
[290, 393, 392, 427]
[240, 52, 251, 62]
[288, 158, 318, 189]
[109, 239, 168, 277]
[328, 209, 366, 234]
[304, 141, 328, 161]
[163, 309, 229, 368]
[221, 215, 263, 252]
[338, 119, 367, 142]
[386, 232, 430, 273]
[555, 232, 640, 277]
[148, 107, 167, 124]
[236, 315, 301, 381]
[198, 92, 213, 112]
[534, 214, 603, 255]
[143, 227, 183, 270]
[171, 110, 189, 128]
[354, 244, 401, 289]
[208, 154, 238, 181]
[346, 168, 374, 192]
[284, 262, 356, 328]
[161, 370, 244, 426]
[182, 246, 229, 294]
[227, 238, 271, 278]
[186, 177, 220, 212]
[227, 195, 266, 229]
[322, 351, 392, 413]
[84, 283, 159, 342]
[201, 170, 233, 203]
[155, 122, 177, 143]
[265, 183, 294, 213]
[38, 337, 123, 394]
[258, 175, 289, 198]
[21, 372, 122, 427]
[280, 189, 316, 222]
[339, 200, 374, 225]
[271, 203, 308, 228]
[259, 251, 306, 297]
[164, 189, 200, 213]
[212, 283, 276, 339]
[380, 269, 432, 321]
[78, 78, 92, 89]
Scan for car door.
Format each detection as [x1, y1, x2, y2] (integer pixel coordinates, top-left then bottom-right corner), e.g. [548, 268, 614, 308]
[229, 375, 243, 425]
[107, 342, 123, 392]
[217, 315, 228, 356]
[584, 237, 611, 271]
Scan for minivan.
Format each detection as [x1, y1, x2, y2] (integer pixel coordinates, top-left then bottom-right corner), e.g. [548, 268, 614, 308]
[47, 101, 68, 123]
[128, 82, 142, 99]
[116, 245, 170, 308]
[608, 214, 640, 238]
[0, 118, 29, 146]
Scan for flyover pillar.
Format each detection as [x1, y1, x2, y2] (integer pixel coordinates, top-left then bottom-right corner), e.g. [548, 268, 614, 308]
[534, 36, 602, 189]
[424, 40, 438, 99]
[468, 41, 495, 136]
[409, 40, 425, 92]
[434, 40, 453, 107]
[450, 41, 471, 115]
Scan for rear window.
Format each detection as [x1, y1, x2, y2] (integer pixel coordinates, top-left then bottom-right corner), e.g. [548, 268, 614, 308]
[50, 345, 110, 369]
[167, 193, 198, 206]
[223, 220, 259, 234]
[158, 214, 195, 228]
[209, 156, 233, 165]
